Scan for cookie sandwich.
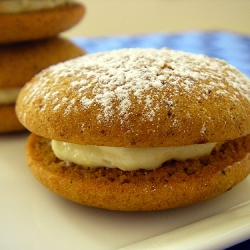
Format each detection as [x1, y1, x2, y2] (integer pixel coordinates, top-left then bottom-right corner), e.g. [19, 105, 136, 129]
[0, 37, 85, 133]
[0, 0, 85, 44]
[16, 48, 250, 211]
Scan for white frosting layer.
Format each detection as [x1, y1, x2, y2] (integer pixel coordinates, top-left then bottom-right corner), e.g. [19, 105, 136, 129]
[0, 0, 73, 13]
[0, 87, 21, 105]
[51, 140, 217, 171]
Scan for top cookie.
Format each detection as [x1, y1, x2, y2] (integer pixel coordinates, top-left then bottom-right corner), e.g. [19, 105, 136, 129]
[16, 48, 250, 147]
[0, 2, 85, 44]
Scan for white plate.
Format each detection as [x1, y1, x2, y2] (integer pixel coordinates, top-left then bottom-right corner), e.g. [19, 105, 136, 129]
[1, 133, 250, 250]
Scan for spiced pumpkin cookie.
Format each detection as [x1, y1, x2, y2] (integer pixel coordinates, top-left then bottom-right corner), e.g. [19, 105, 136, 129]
[16, 48, 250, 210]
[0, 0, 85, 44]
[1, 36, 85, 133]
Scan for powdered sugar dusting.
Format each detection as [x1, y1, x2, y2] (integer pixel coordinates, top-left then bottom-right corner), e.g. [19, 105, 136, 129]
[22, 48, 250, 125]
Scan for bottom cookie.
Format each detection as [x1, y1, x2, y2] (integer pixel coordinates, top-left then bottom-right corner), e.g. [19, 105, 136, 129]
[26, 133, 250, 211]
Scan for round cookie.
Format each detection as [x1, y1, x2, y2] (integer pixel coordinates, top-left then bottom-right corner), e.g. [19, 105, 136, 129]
[0, 36, 85, 88]
[0, 2, 85, 44]
[16, 48, 250, 147]
[16, 48, 250, 211]
[26, 133, 250, 211]
[0, 36, 85, 133]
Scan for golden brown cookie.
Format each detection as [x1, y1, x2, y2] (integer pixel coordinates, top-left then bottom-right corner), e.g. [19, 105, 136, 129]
[0, 36, 85, 88]
[1, 36, 85, 133]
[16, 48, 250, 147]
[0, 2, 85, 44]
[0, 105, 25, 133]
[26, 133, 250, 211]
[16, 48, 250, 210]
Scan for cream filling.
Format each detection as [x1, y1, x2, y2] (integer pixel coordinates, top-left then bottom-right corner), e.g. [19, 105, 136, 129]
[0, 87, 21, 105]
[51, 140, 217, 171]
[0, 0, 73, 13]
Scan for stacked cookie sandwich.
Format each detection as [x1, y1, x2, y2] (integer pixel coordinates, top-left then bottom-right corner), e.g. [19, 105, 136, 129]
[16, 48, 250, 211]
[0, 0, 86, 133]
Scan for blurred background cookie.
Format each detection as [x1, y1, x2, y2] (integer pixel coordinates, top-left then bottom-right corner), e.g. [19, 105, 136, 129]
[0, 37, 85, 133]
[0, 0, 85, 44]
